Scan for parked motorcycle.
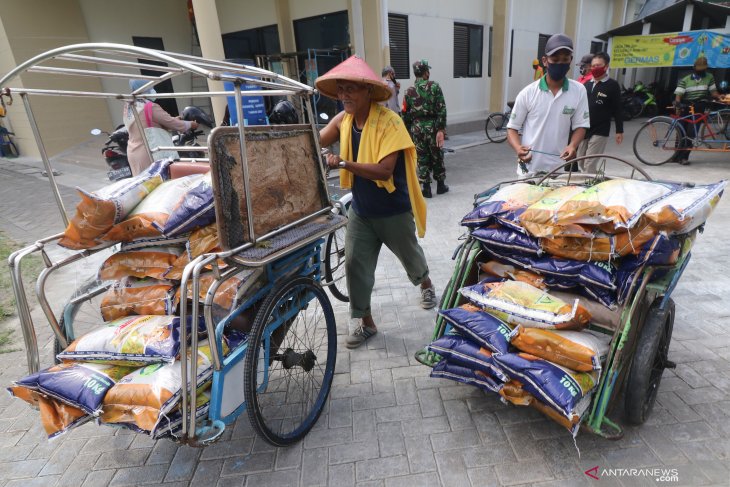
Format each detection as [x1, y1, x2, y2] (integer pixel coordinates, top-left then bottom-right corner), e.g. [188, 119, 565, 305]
[92, 105, 213, 181]
[621, 81, 658, 120]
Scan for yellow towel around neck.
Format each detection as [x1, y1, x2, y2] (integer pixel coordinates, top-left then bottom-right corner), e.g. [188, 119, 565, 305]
[339, 103, 427, 237]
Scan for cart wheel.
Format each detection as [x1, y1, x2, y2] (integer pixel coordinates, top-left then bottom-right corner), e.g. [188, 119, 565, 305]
[324, 226, 348, 302]
[624, 298, 675, 425]
[53, 278, 110, 363]
[244, 276, 336, 446]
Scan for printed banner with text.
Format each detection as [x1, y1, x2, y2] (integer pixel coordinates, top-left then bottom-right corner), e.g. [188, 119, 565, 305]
[611, 30, 730, 68]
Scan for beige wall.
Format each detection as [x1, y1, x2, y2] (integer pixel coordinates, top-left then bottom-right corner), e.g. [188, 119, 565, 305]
[0, 0, 113, 157]
[217, 0, 277, 34]
[79, 0, 193, 126]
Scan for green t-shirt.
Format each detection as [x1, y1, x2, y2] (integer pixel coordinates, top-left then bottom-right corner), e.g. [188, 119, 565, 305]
[675, 72, 717, 102]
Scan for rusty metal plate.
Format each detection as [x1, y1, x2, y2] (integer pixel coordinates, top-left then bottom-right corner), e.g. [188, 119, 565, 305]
[208, 125, 328, 250]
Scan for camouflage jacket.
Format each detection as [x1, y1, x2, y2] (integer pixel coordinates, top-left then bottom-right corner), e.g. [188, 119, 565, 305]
[402, 79, 447, 132]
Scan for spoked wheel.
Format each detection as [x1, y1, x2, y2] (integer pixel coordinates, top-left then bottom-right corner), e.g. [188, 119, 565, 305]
[244, 276, 336, 446]
[53, 278, 110, 362]
[624, 298, 675, 425]
[485, 113, 507, 143]
[633, 117, 682, 165]
[324, 224, 348, 302]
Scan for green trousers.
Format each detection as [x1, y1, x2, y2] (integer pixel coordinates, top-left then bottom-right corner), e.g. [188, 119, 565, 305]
[345, 207, 430, 319]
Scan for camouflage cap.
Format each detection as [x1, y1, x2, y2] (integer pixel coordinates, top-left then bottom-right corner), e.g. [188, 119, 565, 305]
[413, 59, 431, 76]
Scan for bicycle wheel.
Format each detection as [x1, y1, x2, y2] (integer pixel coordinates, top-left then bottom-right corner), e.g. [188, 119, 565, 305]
[324, 226, 348, 302]
[485, 113, 507, 143]
[633, 117, 682, 166]
[244, 276, 336, 446]
[2, 141, 19, 158]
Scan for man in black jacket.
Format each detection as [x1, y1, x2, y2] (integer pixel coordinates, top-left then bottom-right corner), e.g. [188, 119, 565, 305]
[577, 52, 623, 173]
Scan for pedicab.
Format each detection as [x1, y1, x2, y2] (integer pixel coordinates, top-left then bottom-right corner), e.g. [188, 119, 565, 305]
[416, 155, 716, 439]
[3, 43, 347, 446]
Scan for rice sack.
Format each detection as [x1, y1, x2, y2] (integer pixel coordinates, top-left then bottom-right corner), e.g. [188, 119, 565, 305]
[499, 380, 582, 435]
[57, 315, 203, 365]
[509, 326, 611, 371]
[100, 339, 223, 434]
[152, 390, 211, 439]
[7, 386, 92, 439]
[178, 268, 263, 322]
[438, 305, 512, 354]
[427, 334, 509, 381]
[155, 172, 215, 237]
[519, 185, 587, 237]
[461, 183, 553, 230]
[9, 362, 136, 415]
[480, 261, 547, 290]
[493, 352, 598, 420]
[552, 179, 674, 230]
[642, 181, 726, 235]
[472, 225, 542, 255]
[541, 219, 657, 261]
[430, 360, 501, 393]
[99, 246, 183, 281]
[59, 160, 172, 250]
[100, 278, 179, 321]
[460, 280, 591, 330]
[103, 174, 206, 243]
[164, 224, 221, 280]
[482, 246, 618, 307]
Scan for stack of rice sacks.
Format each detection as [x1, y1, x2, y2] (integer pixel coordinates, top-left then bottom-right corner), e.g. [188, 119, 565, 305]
[7, 161, 252, 440]
[429, 178, 726, 435]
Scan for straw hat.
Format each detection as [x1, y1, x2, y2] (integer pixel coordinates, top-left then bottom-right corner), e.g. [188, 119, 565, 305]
[315, 55, 391, 102]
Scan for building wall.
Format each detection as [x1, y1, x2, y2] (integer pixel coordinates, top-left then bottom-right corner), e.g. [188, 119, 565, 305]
[217, 0, 277, 33]
[0, 0, 113, 157]
[79, 0, 193, 126]
[390, 0, 491, 124]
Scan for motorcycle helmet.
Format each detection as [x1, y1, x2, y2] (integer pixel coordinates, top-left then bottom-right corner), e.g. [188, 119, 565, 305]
[181, 106, 214, 128]
[720, 80, 729, 94]
[269, 100, 298, 125]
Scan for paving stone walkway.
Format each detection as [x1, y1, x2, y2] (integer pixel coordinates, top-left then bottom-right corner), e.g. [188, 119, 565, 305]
[1, 121, 729, 486]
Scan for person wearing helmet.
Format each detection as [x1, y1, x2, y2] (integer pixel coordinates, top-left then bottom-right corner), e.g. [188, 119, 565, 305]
[673, 56, 720, 164]
[268, 100, 299, 124]
[123, 79, 198, 175]
[577, 54, 594, 84]
[316, 55, 436, 349]
[379, 65, 401, 112]
[532, 59, 544, 81]
[402, 59, 448, 198]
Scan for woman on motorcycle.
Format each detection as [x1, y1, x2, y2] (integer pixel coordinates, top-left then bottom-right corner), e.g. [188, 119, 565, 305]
[123, 79, 198, 175]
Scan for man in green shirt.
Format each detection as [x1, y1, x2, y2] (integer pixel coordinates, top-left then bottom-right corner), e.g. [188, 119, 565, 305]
[673, 56, 720, 164]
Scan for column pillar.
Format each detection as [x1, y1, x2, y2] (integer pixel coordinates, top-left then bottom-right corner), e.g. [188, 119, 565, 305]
[489, 0, 511, 112]
[191, 0, 226, 125]
[682, 2, 694, 32]
[361, 0, 387, 72]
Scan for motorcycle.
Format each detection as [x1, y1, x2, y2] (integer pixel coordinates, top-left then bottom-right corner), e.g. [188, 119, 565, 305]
[621, 81, 658, 120]
[92, 105, 213, 181]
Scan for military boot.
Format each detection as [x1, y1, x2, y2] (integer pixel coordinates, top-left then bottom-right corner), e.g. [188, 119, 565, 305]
[422, 183, 432, 198]
[436, 181, 449, 195]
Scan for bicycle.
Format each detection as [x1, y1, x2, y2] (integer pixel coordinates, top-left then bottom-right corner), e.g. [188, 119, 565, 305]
[484, 101, 514, 143]
[632, 101, 730, 165]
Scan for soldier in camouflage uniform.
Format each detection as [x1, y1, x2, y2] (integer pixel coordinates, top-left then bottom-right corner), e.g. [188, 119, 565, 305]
[402, 59, 448, 198]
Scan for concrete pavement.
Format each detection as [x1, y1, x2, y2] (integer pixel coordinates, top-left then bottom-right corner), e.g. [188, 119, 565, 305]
[1, 120, 730, 486]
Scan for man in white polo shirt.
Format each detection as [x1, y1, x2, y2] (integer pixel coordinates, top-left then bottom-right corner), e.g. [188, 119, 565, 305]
[506, 34, 590, 175]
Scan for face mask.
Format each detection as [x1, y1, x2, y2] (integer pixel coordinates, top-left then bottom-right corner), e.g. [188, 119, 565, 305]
[591, 66, 607, 79]
[546, 62, 571, 81]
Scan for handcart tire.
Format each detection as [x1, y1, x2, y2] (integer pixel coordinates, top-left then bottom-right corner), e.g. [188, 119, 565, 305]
[324, 228, 349, 302]
[244, 276, 337, 446]
[53, 277, 110, 363]
[624, 298, 675, 425]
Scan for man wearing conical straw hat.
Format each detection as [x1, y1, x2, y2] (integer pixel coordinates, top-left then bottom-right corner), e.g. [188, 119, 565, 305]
[318, 55, 437, 349]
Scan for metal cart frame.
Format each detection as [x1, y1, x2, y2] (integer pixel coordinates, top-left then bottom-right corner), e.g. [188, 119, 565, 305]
[416, 155, 693, 439]
[3, 43, 345, 446]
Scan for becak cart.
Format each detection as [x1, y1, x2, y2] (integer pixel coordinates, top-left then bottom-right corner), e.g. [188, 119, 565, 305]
[416, 156, 725, 439]
[3, 43, 346, 446]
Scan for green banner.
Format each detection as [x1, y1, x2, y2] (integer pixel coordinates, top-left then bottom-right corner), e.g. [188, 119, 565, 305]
[611, 30, 730, 68]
